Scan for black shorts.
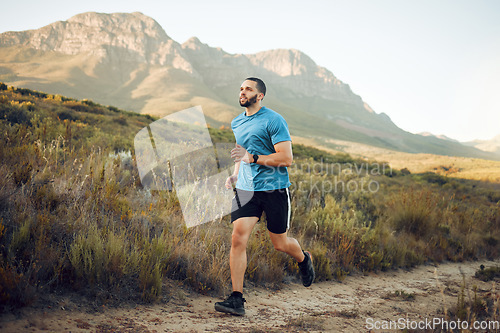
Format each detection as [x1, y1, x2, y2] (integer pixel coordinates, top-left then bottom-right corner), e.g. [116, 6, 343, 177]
[230, 188, 291, 234]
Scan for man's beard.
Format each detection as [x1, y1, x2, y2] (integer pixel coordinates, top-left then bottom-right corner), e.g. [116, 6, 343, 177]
[239, 94, 257, 107]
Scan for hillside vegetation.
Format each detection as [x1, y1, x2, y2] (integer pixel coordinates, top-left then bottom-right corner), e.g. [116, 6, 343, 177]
[0, 83, 499, 312]
[297, 137, 500, 183]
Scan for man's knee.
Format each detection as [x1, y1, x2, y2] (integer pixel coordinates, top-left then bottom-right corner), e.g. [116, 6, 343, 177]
[272, 238, 287, 252]
[231, 217, 258, 249]
[231, 229, 249, 249]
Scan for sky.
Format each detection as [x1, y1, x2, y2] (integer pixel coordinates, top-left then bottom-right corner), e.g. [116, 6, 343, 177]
[1, 0, 499, 142]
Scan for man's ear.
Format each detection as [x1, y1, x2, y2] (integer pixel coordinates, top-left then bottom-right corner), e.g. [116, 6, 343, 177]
[258, 93, 264, 101]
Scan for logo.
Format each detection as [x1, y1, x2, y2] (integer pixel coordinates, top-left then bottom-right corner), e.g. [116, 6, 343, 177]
[134, 106, 251, 228]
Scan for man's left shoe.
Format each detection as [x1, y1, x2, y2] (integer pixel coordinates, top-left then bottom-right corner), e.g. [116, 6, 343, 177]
[214, 293, 246, 316]
[299, 250, 315, 287]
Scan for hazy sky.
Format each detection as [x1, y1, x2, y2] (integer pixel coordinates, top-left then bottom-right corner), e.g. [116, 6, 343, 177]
[1, 0, 499, 142]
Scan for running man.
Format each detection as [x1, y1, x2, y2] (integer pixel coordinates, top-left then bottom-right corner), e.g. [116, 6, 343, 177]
[215, 77, 315, 316]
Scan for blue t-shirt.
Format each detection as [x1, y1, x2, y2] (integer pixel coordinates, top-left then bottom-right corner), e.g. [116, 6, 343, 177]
[231, 106, 292, 191]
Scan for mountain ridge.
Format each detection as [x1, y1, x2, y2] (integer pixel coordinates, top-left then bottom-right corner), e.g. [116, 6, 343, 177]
[462, 134, 500, 154]
[0, 11, 498, 160]
[0, 12, 367, 105]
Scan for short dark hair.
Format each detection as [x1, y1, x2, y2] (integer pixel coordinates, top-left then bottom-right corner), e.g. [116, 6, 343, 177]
[245, 77, 266, 96]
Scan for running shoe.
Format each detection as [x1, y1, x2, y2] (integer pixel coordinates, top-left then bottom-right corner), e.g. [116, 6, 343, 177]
[299, 250, 315, 287]
[214, 293, 246, 316]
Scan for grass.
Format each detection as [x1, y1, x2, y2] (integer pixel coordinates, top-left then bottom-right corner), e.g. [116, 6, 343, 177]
[0, 83, 499, 312]
[299, 136, 500, 183]
[283, 313, 326, 331]
[383, 290, 416, 302]
[475, 265, 500, 282]
[440, 268, 500, 332]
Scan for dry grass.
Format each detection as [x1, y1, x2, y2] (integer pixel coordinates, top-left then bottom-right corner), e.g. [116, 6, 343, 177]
[0, 84, 499, 312]
[441, 269, 500, 332]
[291, 136, 500, 183]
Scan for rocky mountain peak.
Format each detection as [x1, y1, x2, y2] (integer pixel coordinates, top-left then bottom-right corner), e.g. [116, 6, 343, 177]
[181, 37, 228, 58]
[244, 48, 359, 103]
[182, 37, 204, 50]
[0, 12, 357, 102]
[67, 12, 169, 41]
[248, 48, 319, 77]
[0, 11, 178, 65]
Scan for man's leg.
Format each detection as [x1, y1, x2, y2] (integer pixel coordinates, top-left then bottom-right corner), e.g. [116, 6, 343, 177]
[268, 231, 305, 262]
[230, 216, 259, 292]
[264, 188, 306, 261]
[269, 230, 315, 287]
[215, 216, 259, 316]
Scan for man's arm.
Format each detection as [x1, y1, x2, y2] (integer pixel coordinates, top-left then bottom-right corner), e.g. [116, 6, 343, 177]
[230, 141, 293, 167]
[225, 160, 240, 189]
[232, 160, 241, 176]
[254, 141, 293, 167]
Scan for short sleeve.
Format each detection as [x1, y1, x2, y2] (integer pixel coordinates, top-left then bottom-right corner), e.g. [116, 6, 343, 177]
[268, 114, 291, 145]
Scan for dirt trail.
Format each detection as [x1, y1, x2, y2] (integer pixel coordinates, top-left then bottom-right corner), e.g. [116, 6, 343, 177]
[1, 260, 498, 332]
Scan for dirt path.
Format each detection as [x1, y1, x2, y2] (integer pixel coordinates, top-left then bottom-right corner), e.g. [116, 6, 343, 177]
[1, 260, 498, 332]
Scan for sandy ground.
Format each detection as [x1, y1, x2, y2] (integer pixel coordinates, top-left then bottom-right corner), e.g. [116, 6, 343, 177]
[1, 260, 499, 333]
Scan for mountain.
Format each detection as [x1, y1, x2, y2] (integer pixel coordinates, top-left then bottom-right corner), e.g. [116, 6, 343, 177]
[0, 11, 498, 160]
[462, 134, 500, 155]
[418, 132, 459, 143]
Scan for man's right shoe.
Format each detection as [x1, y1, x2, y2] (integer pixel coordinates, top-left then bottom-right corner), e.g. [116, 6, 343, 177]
[299, 250, 315, 287]
[214, 293, 246, 316]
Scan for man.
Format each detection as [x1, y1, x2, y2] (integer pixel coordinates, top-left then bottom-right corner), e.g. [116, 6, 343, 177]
[215, 77, 315, 316]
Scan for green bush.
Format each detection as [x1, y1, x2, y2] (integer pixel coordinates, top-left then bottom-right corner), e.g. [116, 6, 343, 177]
[0, 104, 32, 125]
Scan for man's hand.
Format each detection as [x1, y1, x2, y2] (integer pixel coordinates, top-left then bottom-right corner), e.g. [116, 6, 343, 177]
[231, 144, 252, 163]
[225, 175, 238, 189]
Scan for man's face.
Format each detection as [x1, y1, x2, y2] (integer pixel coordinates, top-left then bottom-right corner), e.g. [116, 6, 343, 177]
[239, 80, 261, 107]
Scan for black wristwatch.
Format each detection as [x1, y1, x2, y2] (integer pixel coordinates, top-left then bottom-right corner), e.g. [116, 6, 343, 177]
[252, 154, 259, 164]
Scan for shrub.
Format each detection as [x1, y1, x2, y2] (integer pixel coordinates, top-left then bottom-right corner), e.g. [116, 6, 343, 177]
[474, 265, 500, 282]
[419, 172, 448, 185]
[0, 104, 32, 125]
[138, 232, 171, 301]
[445, 275, 498, 325]
[57, 110, 78, 121]
[387, 188, 438, 237]
[113, 115, 128, 126]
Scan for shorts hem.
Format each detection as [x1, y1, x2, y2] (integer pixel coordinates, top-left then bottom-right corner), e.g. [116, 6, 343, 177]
[230, 215, 261, 223]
